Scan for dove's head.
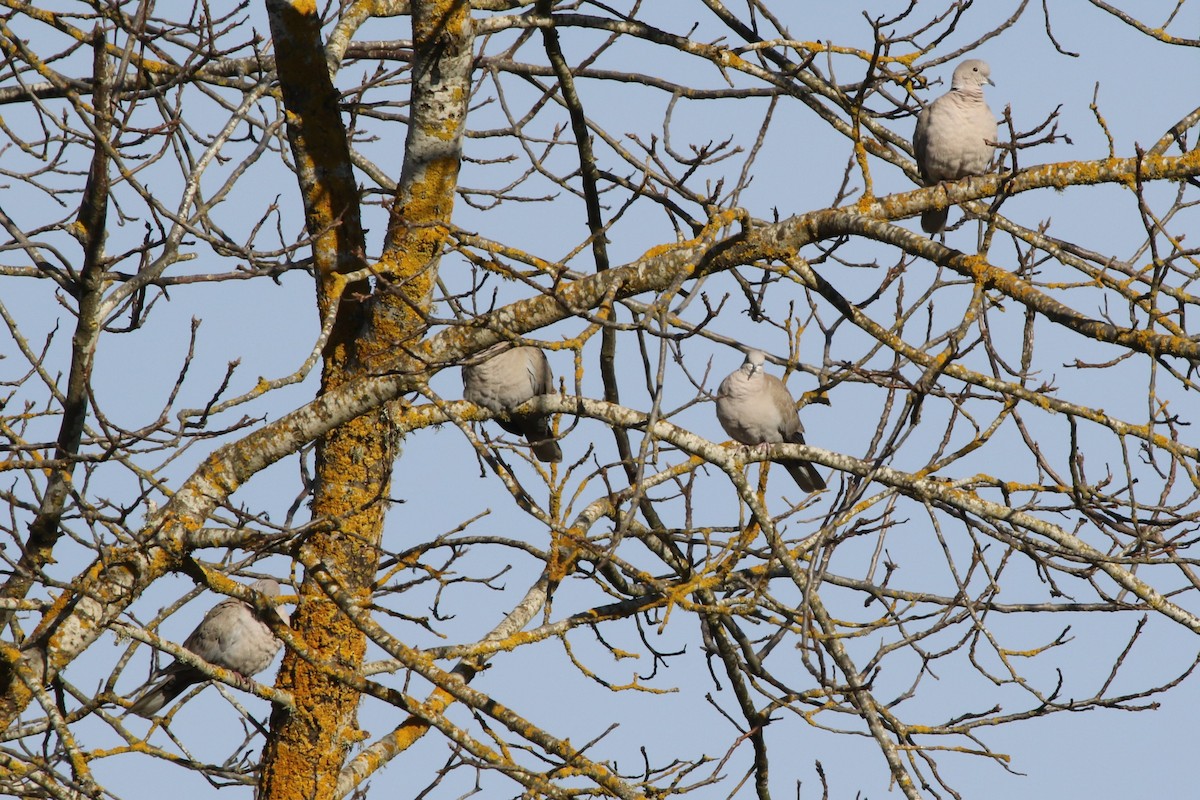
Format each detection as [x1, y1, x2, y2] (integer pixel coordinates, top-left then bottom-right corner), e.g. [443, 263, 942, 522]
[742, 349, 767, 377]
[950, 59, 994, 93]
[249, 578, 281, 597]
[248, 578, 290, 623]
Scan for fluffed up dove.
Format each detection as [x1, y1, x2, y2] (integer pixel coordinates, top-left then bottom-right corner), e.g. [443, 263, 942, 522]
[913, 59, 997, 234]
[462, 344, 562, 463]
[716, 349, 826, 492]
[128, 578, 289, 717]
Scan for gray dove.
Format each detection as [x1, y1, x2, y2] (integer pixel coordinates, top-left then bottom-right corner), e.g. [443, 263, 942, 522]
[716, 349, 826, 492]
[462, 344, 562, 462]
[913, 59, 997, 234]
[128, 578, 289, 716]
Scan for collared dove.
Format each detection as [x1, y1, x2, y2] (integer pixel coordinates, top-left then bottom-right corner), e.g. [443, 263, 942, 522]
[716, 349, 826, 492]
[462, 344, 562, 463]
[913, 59, 997, 234]
[128, 578, 289, 717]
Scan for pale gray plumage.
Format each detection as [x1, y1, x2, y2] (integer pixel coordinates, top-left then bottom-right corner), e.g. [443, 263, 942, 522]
[128, 578, 288, 717]
[463, 344, 562, 462]
[716, 350, 825, 493]
[913, 59, 997, 234]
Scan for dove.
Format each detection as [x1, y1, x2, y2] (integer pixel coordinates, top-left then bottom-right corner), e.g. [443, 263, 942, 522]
[462, 344, 562, 462]
[716, 349, 826, 492]
[913, 59, 997, 233]
[128, 578, 289, 717]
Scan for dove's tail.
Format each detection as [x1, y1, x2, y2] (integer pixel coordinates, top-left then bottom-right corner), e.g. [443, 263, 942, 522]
[498, 415, 562, 462]
[128, 670, 198, 717]
[921, 207, 950, 234]
[783, 461, 826, 493]
[522, 416, 562, 463]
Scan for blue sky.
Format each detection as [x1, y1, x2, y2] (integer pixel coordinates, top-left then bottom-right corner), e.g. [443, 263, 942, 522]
[3, 2, 1200, 798]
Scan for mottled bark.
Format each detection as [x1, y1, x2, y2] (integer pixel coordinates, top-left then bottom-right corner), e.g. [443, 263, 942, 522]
[259, 1, 472, 798]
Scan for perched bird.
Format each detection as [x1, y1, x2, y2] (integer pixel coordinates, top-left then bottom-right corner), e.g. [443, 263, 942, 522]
[128, 578, 289, 717]
[716, 349, 826, 492]
[462, 344, 562, 463]
[913, 59, 997, 234]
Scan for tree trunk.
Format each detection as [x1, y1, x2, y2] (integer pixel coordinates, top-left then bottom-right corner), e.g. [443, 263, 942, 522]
[258, 2, 472, 797]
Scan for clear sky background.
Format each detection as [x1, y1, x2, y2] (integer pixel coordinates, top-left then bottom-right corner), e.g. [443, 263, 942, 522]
[3, 2, 1200, 798]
